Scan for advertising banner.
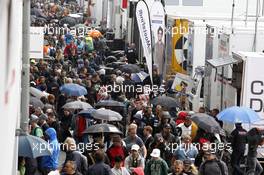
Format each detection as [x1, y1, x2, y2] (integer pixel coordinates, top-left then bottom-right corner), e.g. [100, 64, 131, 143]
[150, 1, 165, 75]
[136, 0, 153, 83]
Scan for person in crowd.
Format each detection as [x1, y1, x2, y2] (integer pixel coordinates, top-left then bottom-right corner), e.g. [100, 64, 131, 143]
[198, 149, 228, 175]
[176, 115, 198, 140]
[169, 160, 187, 175]
[30, 114, 44, 138]
[47, 112, 60, 133]
[107, 135, 127, 167]
[123, 124, 147, 159]
[61, 161, 82, 175]
[62, 137, 88, 174]
[173, 135, 198, 163]
[88, 150, 113, 175]
[143, 126, 154, 153]
[230, 123, 247, 175]
[183, 159, 198, 175]
[210, 108, 223, 127]
[124, 144, 145, 174]
[38, 113, 50, 132]
[145, 149, 169, 175]
[40, 128, 60, 174]
[112, 156, 130, 175]
[246, 127, 264, 175]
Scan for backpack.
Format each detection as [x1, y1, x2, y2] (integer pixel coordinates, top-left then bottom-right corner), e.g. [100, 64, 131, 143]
[201, 159, 225, 175]
[85, 36, 94, 52]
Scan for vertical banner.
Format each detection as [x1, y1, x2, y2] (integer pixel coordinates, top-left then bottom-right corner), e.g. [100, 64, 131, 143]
[171, 19, 189, 74]
[150, 1, 165, 76]
[136, 0, 153, 83]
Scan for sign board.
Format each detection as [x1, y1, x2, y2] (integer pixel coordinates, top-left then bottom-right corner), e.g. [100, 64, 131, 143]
[242, 56, 264, 126]
[30, 27, 44, 59]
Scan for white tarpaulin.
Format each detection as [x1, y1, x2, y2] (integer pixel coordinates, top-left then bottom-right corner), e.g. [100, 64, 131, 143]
[30, 27, 44, 58]
[150, 1, 165, 75]
[136, 0, 153, 83]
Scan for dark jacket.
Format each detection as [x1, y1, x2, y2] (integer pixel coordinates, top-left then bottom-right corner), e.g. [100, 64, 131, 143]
[199, 159, 228, 175]
[64, 151, 88, 175]
[87, 162, 112, 175]
[231, 126, 247, 152]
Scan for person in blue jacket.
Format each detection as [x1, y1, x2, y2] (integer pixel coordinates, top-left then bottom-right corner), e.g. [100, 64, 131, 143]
[40, 127, 60, 174]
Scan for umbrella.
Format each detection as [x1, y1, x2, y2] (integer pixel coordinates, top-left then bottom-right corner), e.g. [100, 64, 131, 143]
[131, 71, 149, 83]
[217, 106, 261, 124]
[60, 16, 77, 27]
[60, 83, 87, 96]
[16, 129, 51, 158]
[91, 108, 123, 121]
[120, 64, 141, 73]
[105, 56, 117, 64]
[190, 113, 225, 135]
[95, 100, 125, 108]
[88, 30, 102, 38]
[62, 101, 93, 109]
[151, 96, 180, 109]
[30, 97, 44, 109]
[30, 87, 47, 99]
[78, 108, 96, 118]
[83, 123, 122, 134]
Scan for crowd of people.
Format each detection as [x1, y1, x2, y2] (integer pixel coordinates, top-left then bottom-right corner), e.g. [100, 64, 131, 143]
[18, 0, 264, 175]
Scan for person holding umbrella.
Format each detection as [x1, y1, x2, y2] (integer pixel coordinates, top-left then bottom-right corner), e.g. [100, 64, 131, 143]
[230, 123, 247, 175]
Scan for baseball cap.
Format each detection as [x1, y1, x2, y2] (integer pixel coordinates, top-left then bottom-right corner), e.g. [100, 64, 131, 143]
[30, 114, 39, 122]
[39, 113, 48, 121]
[131, 144, 140, 151]
[150, 149, 160, 158]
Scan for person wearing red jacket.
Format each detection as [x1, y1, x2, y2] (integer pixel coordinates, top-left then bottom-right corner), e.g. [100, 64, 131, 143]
[106, 135, 128, 167]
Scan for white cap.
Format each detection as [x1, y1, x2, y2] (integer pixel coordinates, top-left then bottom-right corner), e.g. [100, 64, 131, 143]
[150, 149, 160, 158]
[131, 144, 140, 151]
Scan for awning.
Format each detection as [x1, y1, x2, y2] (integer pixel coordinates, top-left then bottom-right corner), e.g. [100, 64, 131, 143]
[206, 57, 239, 68]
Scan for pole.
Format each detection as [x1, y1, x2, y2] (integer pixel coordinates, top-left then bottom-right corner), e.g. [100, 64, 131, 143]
[245, 0, 249, 26]
[220, 66, 224, 111]
[231, 0, 235, 33]
[21, 0, 30, 132]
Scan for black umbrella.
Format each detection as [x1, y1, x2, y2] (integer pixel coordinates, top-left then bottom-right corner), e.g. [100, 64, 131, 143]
[16, 129, 51, 158]
[151, 96, 180, 109]
[91, 108, 123, 121]
[190, 113, 225, 135]
[120, 64, 141, 73]
[83, 124, 122, 134]
[105, 56, 117, 64]
[30, 97, 44, 109]
[60, 16, 77, 27]
[95, 100, 125, 108]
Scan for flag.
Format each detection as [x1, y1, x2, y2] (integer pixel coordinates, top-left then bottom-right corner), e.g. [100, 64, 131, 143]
[136, 0, 153, 83]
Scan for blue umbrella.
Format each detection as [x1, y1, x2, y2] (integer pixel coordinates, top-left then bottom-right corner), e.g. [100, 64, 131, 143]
[17, 130, 51, 158]
[217, 106, 261, 124]
[131, 71, 149, 83]
[60, 83, 87, 96]
[78, 108, 96, 118]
